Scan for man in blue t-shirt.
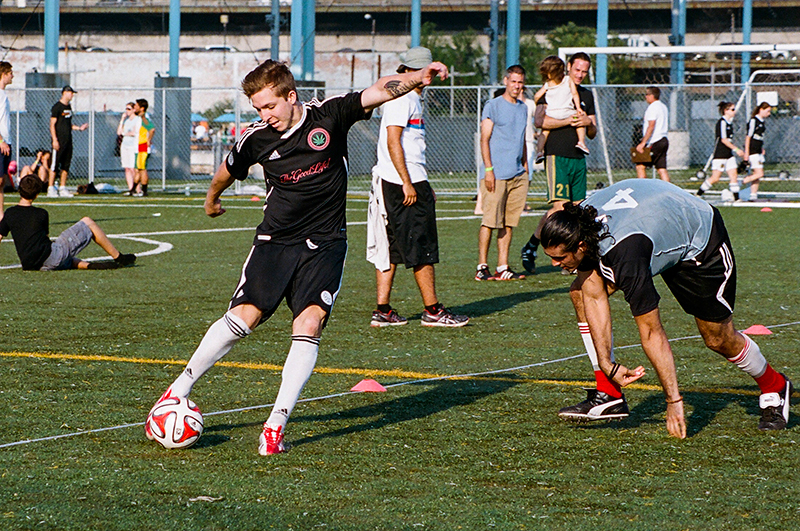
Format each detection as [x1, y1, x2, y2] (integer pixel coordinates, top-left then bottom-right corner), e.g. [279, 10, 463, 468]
[475, 65, 529, 281]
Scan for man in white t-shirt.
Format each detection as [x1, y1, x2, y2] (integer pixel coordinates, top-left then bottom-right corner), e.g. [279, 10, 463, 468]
[635, 86, 670, 181]
[0, 61, 14, 219]
[367, 47, 468, 328]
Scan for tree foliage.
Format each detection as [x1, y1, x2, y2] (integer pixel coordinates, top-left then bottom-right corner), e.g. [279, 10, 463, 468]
[420, 22, 485, 85]
[424, 20, 635, 86]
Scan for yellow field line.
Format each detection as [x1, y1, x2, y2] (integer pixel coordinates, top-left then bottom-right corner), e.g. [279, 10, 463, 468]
[0, 350, 763, 397]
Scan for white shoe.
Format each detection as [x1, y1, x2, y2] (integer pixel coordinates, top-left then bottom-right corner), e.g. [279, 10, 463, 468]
[59, 188, 74, 198]
[47, 186, 59, 198]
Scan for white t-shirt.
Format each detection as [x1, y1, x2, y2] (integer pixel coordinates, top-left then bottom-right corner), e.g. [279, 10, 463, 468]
[0, 88, 10, 143]
[643, 99, 669, 146]
[120, 115, 139, 149]
[373, 91, 427, 185]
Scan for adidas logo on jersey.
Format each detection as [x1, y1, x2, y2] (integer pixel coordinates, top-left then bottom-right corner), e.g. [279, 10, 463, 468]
[269, 150, 281, 160]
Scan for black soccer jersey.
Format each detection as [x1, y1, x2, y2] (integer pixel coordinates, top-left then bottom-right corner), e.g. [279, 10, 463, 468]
[746, 116, 766, 153]
[713, 117, 734, 159]
[225, 91, 370, 245]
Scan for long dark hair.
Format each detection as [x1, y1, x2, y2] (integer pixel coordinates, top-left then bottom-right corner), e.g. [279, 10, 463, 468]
[751, 101, 771, 118]
[540, 202, 611, 263]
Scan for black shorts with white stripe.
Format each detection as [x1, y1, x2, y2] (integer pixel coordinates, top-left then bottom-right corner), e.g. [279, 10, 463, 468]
[228, 238, 347, 327]
[661, 207, 736, 323]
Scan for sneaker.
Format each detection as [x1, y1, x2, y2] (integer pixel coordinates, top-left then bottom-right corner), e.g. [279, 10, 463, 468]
[576, 142, 590, 155]
[558, 388, 630, 422]
[758, 374, 793, 431]
[122, 190, 133, 197]
[47, 185, 59, 198]
[258, 423, 285, 455]
[370, 309, 408, 328]
[521, 242, 537, 274]
[134, 191, 144, 197]
[475, 266, 494, 281]
[696, 188, 705, 196]
[114, 253, 137, 267]
[494, 268, 526, 281]
[145, 386, 178, 441]
[535, 152, 545, 165]
[421, 307, 469, 328]
[59, 188, 73, 198]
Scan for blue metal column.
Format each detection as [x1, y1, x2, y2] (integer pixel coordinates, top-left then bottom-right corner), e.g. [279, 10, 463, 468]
[169, 0, 180, 77]
[596, 0, 609, 85]
[302, 0, 315, 80]
[669, 0, 686, 84]
[489, 0, 499, 84]
[742, 0, 753, 82]
[505, 0, 520, 67]
[271, 0, 281, 60]
[411, 0, 421, 48]
[44, 0, 59, 73]
[290, 0, 304, 77]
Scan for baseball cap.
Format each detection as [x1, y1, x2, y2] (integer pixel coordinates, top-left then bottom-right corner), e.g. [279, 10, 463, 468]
[397, 46, 432, 73]
[62, 85, 77, 93]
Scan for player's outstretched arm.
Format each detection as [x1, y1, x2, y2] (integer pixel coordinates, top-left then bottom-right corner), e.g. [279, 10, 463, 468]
[360, 62, 448, 112]
[634, 308, 686, 439]
[205, 162, 236, 217]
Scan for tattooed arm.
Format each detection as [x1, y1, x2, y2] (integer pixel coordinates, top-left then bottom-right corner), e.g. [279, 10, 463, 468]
[360, 62, 448, 112]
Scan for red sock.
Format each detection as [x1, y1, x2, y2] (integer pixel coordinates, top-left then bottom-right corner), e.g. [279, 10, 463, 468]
[595, 370, 622, 398]
[754, 365, 785, 394]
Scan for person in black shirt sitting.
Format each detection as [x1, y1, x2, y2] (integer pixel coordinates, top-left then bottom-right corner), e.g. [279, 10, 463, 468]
[0, 175, 136, 270]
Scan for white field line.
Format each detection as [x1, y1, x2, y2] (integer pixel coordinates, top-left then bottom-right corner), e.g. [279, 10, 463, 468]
[0, 213, 491, 269]
[2, 320, 798, 450]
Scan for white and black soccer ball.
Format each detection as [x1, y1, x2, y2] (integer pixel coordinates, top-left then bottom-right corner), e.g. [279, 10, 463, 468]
[720, 189, 735, 203]
[148, 397, 204, 449]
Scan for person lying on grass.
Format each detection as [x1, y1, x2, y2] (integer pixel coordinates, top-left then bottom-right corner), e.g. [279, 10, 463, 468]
[0, 174, 136, 270]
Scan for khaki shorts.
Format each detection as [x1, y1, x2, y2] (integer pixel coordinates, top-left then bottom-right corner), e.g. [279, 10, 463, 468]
[480, 173, 529, 229]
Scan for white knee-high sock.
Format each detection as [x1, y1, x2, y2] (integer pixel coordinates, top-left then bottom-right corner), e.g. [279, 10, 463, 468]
[728, 335, 767, 378]
[266, 335, 320, 429]
[579, 322, 615, 371]
[700, 179, 713, 192]
[170, 311, 252, 398]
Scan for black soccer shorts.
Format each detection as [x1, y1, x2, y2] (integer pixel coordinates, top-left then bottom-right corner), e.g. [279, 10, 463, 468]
[381, 179, 439, 269]
[661, 207, 736, 323]
[228, 238, 347, 326]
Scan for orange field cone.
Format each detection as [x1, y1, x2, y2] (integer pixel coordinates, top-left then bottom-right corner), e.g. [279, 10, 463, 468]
[350, 379, 387, 392]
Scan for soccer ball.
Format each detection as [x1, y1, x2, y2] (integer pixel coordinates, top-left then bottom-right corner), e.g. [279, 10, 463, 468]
[720, 189, 735, 203]
[147, 397, 204, 449]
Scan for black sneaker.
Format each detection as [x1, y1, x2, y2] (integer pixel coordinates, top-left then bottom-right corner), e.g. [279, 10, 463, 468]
[114, 253, 137, 267]
[475, 266, 494, 281]
[370, 309, 408, 328]
[421, 307, 469, 328]
[758, 374, 793, 431]
[521, 242, 537, 274]
[697, 188, 705, 196]
[558, 388, 630, 421]
[494, 268, 526, 281]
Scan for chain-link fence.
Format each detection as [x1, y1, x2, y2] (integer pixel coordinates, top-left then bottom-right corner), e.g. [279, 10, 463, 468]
[6, 80, 800, 197]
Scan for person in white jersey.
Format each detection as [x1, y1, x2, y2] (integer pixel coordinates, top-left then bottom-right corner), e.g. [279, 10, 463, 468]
[634, 86, 670, 181]
[367, 46, 468, 328]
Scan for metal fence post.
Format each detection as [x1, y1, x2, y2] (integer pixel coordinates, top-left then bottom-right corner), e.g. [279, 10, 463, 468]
[162, 87, 167, 191]
[88, 88, 95, 183]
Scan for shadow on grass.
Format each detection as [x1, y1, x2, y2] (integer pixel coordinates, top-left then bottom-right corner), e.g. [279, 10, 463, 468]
[287, 377, 522, 449]
[569, 389, 789, 437]
[418, 287, 568, 320]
